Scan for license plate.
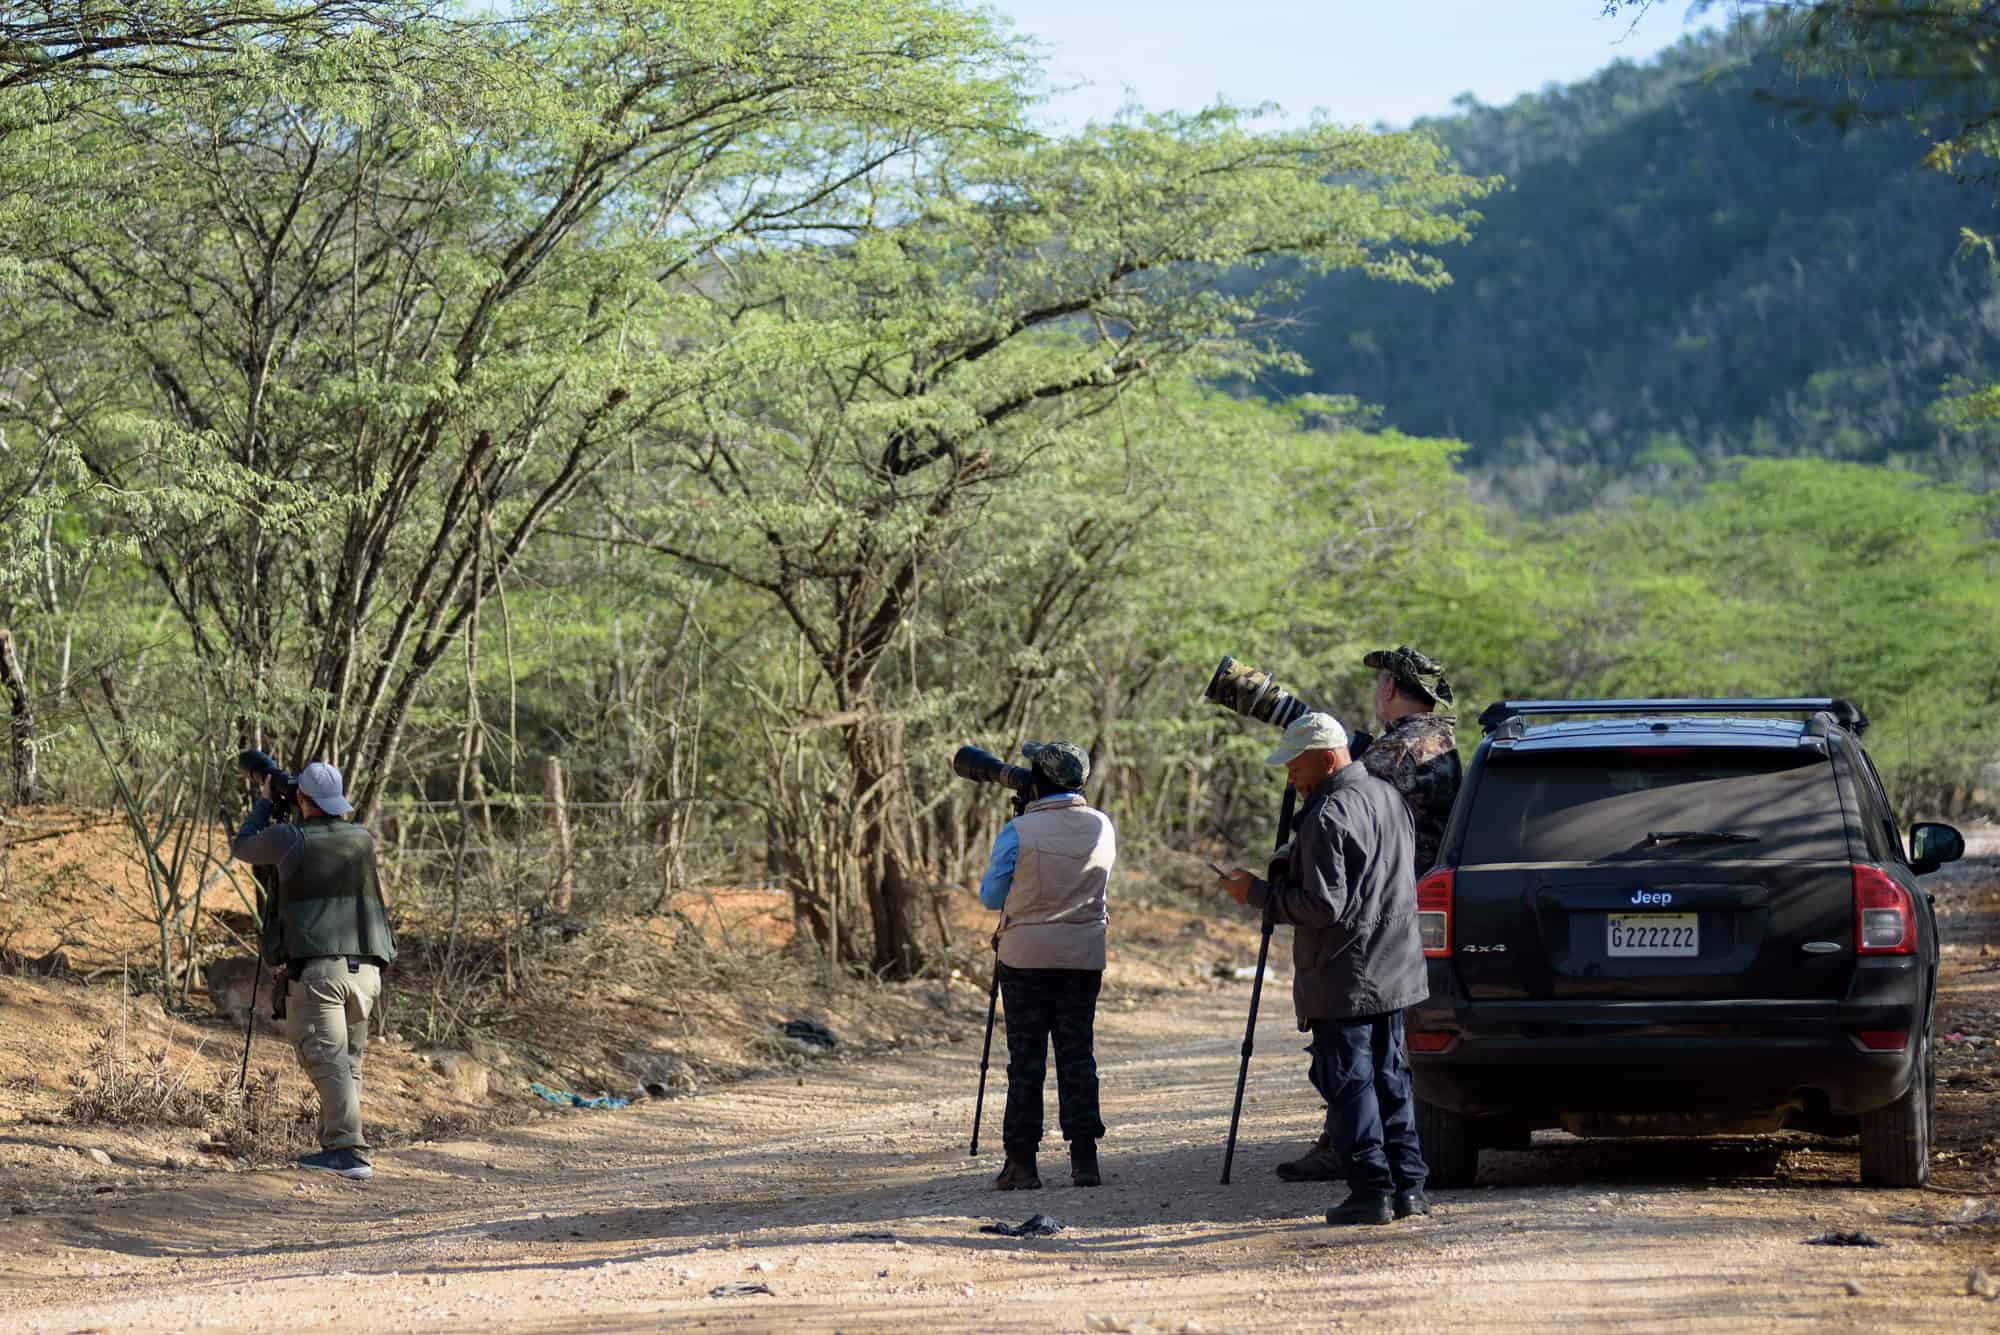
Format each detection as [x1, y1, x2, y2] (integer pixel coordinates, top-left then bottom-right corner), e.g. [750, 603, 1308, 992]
[1607, 912, 1699, 957]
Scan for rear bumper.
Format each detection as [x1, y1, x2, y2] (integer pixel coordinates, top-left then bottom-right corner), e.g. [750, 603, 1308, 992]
[1408, 963, 1929, 1121]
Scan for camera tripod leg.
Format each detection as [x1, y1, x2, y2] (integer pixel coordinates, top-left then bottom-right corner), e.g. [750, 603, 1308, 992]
[1220, 781, 1296, 1185]
[969, 951, 1001, 1156]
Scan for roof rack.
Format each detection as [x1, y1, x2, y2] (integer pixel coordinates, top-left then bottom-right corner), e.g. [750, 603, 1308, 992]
[1478, 697, 1868, 737]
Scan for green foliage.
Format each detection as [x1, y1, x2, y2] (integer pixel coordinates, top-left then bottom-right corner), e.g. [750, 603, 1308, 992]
[1277, 16, 2000, 506]
[1390, 457, 2000, 811]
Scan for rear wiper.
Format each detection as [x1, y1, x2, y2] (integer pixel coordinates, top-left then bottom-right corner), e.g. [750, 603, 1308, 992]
[1643, 830, 1758, 847]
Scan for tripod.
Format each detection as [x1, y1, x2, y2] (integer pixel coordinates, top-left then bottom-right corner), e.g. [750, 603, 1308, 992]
[1219, 781, 1297, 1184]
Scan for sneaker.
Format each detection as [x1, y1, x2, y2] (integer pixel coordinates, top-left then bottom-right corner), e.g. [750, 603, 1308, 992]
[1276, 1132, 1346, 1182]
[298, 1149, 373, 1180]
[1070, 1139, 1101, 1188]
[1393, 1188, 1430, 1219]
[993, 1152, 1041, 1191]
[1324, 1192, 1394, 1227]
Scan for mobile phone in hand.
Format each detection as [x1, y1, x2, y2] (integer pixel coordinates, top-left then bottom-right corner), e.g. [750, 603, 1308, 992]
[1206, 860, 1229, 879]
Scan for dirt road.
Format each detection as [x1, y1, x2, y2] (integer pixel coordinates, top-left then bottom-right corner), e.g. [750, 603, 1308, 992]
[2, 949, 1997, 1335]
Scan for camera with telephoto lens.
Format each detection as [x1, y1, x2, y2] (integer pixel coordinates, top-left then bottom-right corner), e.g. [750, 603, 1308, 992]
[238, 748, 298, 821]
[953, 745, 1036, 816]
[1202, 655, 1372, 756]
[1203, 656, 1312, 729]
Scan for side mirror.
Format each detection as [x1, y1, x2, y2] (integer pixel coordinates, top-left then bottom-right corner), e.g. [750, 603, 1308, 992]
[1909, 822, 1965, 875]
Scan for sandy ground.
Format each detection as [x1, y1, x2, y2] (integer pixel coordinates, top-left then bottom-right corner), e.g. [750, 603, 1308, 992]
[0, 835, 1994, 1331]
[2, 986, 1997, 1331]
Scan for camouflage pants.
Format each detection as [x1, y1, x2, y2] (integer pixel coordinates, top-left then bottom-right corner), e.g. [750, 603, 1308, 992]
[998, 963, 1105, 1155]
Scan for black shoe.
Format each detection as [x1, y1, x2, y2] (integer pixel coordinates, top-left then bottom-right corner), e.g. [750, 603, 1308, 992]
[297, 1149, 372, 1180]
[1070, 1139, 1101, 1188]
[1276, 1133, 1346, 1182]
[993, 1152, 1041, 1191]
[1393, 1188, 1430, 1219]
[1324, 1192, 1394, 1227]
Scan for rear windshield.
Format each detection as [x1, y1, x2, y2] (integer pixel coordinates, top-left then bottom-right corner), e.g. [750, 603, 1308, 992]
[1460, 748, 1849, 864]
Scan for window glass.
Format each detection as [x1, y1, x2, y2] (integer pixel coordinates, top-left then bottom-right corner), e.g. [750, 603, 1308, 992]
[1854, 748, 1907, 865]
[1461, 749, 1847, 864]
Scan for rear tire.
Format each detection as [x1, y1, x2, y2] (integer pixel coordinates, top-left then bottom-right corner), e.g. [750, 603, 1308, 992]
[1417, 1098, 1480, 1188]
[1859, 1031, 1932, 1188]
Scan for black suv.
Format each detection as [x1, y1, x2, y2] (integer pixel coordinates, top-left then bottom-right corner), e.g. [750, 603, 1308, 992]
[1408, 698, 1966, 1188]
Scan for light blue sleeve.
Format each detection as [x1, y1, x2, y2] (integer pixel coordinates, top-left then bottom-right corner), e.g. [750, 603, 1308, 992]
[978, 822, 1020, 910]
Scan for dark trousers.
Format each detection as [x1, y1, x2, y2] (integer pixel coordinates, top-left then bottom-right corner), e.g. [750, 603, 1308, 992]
[998, 963, 1105, 1156]
[1307, 1011, 1426, 1197]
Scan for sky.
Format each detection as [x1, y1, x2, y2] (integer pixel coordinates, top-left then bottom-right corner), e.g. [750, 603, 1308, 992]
[984, 2, 1723, 131]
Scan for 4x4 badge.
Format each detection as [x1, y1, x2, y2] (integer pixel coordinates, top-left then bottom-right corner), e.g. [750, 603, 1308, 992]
[1630, 890, 1674, 906]
[1461, 943, 1507, 953]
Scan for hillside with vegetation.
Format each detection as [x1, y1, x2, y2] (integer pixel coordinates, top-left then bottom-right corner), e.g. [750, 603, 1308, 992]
[1276, 17, 2000, 508]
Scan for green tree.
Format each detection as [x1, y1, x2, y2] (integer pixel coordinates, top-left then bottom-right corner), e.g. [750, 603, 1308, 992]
[3, 0, 1027, 820]
[607, 109, 1487, 973]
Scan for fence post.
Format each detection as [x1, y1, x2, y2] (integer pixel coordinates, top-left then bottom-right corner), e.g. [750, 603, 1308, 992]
[546, 754, 574, 912]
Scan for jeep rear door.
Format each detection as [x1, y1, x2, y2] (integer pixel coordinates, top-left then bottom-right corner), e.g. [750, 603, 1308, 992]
[1450, 745, 1856, 1001]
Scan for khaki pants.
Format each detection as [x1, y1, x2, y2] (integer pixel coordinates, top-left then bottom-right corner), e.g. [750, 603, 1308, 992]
[286, 957, 381, 1155]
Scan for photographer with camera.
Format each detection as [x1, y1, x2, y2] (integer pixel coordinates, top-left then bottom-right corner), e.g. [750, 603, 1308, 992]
[973, 740, 1116, 1191]
[232, 756, 397, 1181]
[1217, 712, 1429, 1226]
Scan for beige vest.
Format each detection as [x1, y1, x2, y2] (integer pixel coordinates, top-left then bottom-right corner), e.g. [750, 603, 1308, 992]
[997, 794, 1115, 970]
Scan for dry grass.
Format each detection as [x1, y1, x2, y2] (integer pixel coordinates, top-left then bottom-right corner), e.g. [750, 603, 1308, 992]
[61, 1022, 316, 1161]
[62, 1029, 221, 1128]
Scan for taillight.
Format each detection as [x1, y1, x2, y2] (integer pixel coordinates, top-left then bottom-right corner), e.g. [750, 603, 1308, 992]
[1853, 864, 1915, 955]
[1417, 868, 1453, 958]
[1408, 1030, 1456, 1054]
[1853, 1029, 1910, 1052]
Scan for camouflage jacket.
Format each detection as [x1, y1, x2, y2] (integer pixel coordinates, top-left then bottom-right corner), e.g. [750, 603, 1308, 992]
[1361, 712, 1462, 874]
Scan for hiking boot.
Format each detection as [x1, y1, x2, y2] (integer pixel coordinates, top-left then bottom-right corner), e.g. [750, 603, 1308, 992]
[1394, 1188, 1431, 1219]
[1276, 1132, 1345, 1182]
[298, 1148, 373, 1181]
[1324, 1192, 1394, 1227]
[1070, 1139, 1101, 1188]
[993, 1152, 1041, 1191]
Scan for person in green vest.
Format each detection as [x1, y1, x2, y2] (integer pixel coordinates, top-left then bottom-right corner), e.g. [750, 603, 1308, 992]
[233, 760, 397, 1180]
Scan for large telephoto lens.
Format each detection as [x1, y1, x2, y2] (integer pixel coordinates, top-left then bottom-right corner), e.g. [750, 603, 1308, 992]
[953, 745, 1034, 792]
[1203, 656, 1310, 730]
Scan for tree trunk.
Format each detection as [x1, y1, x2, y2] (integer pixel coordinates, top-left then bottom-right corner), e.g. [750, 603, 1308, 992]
[846, 721, 925, 979]
[0, 631, 38, 805]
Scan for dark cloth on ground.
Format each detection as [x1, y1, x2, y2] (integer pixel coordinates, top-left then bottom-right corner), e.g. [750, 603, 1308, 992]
[999, 963, 1105, 1155]
[1309, 1011, 1426, 1198]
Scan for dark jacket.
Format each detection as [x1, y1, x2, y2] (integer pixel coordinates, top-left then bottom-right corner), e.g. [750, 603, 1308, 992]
[234, 806, 397, 967]
[1250, 763, 1426, 1024]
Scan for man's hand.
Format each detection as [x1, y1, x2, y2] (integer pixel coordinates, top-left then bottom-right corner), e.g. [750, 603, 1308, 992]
[266, 774, 285, 803]
[1219, 868, 1255, 906]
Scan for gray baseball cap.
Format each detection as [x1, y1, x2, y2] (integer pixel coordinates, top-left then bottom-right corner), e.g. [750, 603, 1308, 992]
[295, 761, 353, 816]
[1264, 712, 1350, 766]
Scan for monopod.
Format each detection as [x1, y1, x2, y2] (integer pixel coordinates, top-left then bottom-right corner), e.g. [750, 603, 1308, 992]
[968, 941, 1001, 1155]
[1219, 781, 1297, 1185]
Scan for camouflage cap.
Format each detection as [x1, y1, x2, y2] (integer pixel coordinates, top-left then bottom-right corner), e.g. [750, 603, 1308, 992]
[1363, 645, 1454, 706]
[1021, 740, 1090, 792]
